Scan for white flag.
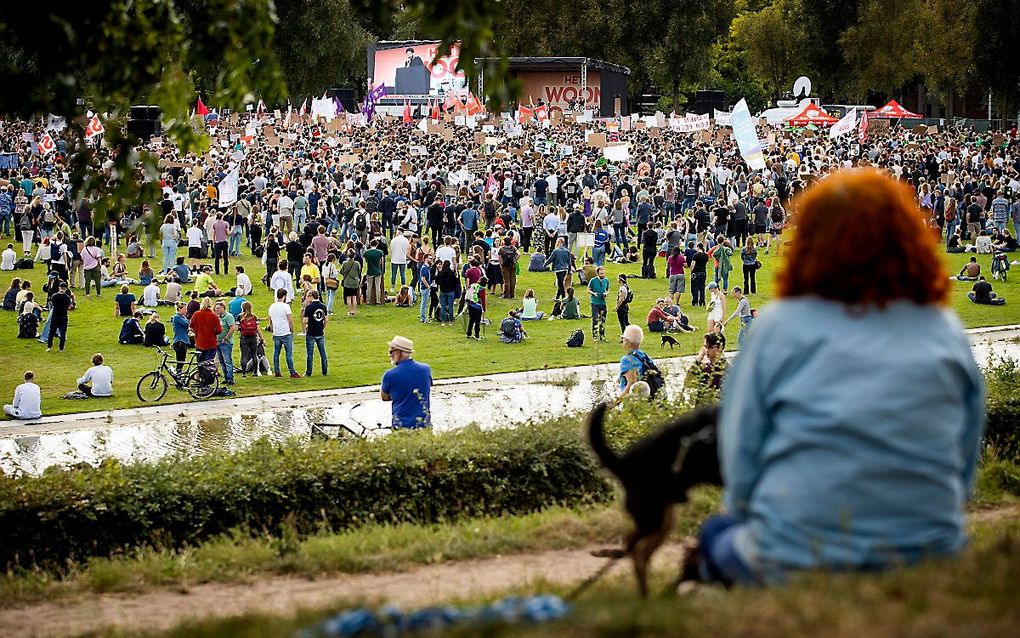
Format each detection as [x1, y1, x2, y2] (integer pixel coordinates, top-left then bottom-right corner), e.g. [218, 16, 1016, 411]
[416, 116, 428, 134]
[217, 167, 239, 207]
[829, 108, 857, 139]
[731, 99, 766, 171]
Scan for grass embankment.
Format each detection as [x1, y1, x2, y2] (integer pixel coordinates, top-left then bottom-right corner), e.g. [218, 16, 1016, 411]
[0, 248, 1014, 417]
[77, 513, 1020, 638]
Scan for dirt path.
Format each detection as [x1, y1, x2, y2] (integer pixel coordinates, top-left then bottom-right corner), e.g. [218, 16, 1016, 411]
[1, 544, 685, 638]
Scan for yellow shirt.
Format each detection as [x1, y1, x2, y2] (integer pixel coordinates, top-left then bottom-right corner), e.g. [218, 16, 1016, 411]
[300, 263, 321, 283]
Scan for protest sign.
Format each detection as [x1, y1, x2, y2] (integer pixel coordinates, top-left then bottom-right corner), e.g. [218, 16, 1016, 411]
[587, 132, 606, 148]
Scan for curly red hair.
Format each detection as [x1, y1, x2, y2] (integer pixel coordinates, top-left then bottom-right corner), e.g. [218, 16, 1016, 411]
[777, 169, 949, 307]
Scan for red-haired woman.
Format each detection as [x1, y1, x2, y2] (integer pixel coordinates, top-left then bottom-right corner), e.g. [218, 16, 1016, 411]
[692, 169, 984, 586]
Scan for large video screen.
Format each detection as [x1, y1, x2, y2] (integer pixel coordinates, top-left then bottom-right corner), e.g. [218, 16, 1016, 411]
[370, 41, 467, 97]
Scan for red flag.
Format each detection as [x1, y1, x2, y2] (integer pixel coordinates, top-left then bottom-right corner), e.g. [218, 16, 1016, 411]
[403, 100, 412, 124]
[196, 97, 209, 116]
[858, 110, 869, 143]
[518, 105, 534, 125]
[430, 97, 440, 121]
[37, 133, 56, 156]
[466, 93, 484, 116]
[534, 104, 549, 122]
[84, 116, 105, 140]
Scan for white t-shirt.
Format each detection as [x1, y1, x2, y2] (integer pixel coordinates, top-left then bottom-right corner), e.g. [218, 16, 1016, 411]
[235, 272, 253, 296]
[269, 270, 294, 303]
[1, 247, 16, 270]
[142, 282, 161, 306]
[267, 301, 293, 336]
[435, 245, 456, 266]
[77, 365, 114, 397]
[10, 382, 42, 419]
[186, 226, 204, 248]
[165, 281, 182, 303]
[390, 235, 410, 264]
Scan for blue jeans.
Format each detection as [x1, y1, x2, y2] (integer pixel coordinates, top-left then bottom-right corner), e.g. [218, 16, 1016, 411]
[0, 213, 10, 235]
[161, 238, 177, 273]
[229, 227, 243, 255]
[295, 209, 307, 229]
[439, 292, 455, 322]
[391, 263, 406, 287]
[305, 335, 327, 375]
[592, 245, 606, 267]
[737, 315, 752, 348]
[273, 334, 297, 375]
[217, 341, 235, 383]
[613, 223, 629, 248]
[697, 515, 758, 586]
[419, 287, 430, 322]
[324, 287, 337, 313]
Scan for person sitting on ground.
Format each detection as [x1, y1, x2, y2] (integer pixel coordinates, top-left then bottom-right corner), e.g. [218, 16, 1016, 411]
[185, 290, 200, 318]
[138, 260, 155, 286]
[394, 285, 413, 307]
[110, 253, 136, 284]
[142, 278, 161, 307]
[4, 370, 41, 420]
[646, 298, 681, 332]
[76, 353, 114, 398]
[663, 301, 697, 332]
[956, 256, 981, 280]
[946, 227, 965, 253]
[3, 278, 20, 311]
[119, 311, 146, 345]
[164, 275, 183, 305]
[194, 265, 221, 297]
[685, 330, 729, 392]
[528, 248, 549, 272]
[499, 310, 526, 343]
[521, 288, 545, 320]
[968, 275, 1006, 305]
[232, 265, 253, 297]
[172, 256, 190, 284]
[560, 286, 582, 320]
[992, 229, 1017, 252]
[16, 293, 41, 339]
[113, 284, 136, 317]
[1, 243, 16, 271]
[143, 312, 170, 347]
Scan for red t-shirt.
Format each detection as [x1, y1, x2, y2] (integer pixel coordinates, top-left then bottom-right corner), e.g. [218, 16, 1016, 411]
[464, 266, 482, 285]
[190, 308, 221, 350]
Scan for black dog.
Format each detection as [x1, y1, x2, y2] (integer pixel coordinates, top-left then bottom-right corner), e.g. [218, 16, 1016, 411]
[660, 333, 680, 349]
[587, 402, 721, 596]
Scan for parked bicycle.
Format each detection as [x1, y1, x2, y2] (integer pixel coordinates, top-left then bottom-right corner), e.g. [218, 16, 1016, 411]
[136, 347, 219, 402]
[312, 403, 391, 440]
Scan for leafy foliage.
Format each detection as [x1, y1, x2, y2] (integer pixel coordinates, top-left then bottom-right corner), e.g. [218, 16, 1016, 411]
[729, 0, 801, 101]
[984, 356, 1020, 462]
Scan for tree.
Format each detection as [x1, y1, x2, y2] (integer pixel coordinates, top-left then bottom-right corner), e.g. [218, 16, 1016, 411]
[839, 0, 921, 101]
[794, 0, 862, 100]
[974, 0, 1020, 119]
[730, 0, 802, 100]
[272, 0, 371, 99]
[914, 0, 976, 118]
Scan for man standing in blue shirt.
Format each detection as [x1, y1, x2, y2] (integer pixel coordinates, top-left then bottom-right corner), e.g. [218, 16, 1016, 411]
[381, 336, 432, 429]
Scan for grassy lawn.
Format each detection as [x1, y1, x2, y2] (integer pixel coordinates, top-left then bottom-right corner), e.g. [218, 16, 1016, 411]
[0, 245, 1015, 417]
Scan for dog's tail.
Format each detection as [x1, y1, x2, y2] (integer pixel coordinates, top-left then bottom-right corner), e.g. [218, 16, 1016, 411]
[587, 402, 622, 475]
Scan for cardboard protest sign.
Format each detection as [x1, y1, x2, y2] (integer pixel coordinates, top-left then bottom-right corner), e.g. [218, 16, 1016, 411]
[912, 124, 927, 134]
[635, 120, 647, 130]
[587, 132, 606, 148]
[648, 127, 661, 138]
[992, 133, 1005, 146]
[441, 128, 455, 141]
[474, 132, 486, 144]
[620, 116, 631, 131]
[927, 125, 939, 135]
[400, 162, 413, 176]
[336, 154, 361, 165]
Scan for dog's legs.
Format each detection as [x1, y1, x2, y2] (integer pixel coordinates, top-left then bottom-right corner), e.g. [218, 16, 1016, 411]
[629, 507, 674, 597]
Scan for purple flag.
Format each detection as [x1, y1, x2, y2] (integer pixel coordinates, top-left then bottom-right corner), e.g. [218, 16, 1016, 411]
[362, 83, 388, 121]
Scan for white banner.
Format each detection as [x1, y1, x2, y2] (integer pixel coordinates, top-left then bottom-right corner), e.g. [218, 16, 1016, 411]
[731, 99, 766, 171]
[829, 108, 857, 139]
[668, 113, 711, 133]
[218, 167, 239, 207]
[713, 109, 732, 126]
[603, 144, 630, 162]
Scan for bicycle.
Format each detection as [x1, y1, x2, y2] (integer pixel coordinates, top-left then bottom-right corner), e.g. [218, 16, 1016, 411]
[136, 346, 220, 402]
[312, 403, 391, 440]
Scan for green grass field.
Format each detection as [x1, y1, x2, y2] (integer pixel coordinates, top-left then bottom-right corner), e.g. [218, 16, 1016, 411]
[0, 243, 1015, 417]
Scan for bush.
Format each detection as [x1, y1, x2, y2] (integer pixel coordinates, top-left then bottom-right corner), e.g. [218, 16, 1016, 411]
[984, 356, 1020, 462]
[0, 418, 618, 571]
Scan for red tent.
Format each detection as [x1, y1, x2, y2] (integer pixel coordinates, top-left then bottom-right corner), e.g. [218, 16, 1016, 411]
[871, 99, 922, 119]
[784, 103, 839, 127]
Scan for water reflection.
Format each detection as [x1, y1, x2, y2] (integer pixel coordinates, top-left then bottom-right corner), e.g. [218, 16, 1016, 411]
[2, 337, 1017, 476]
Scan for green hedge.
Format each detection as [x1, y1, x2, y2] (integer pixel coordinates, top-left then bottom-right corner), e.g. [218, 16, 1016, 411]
[0, 418, 616, 571]
[985, 356, 1020, 461]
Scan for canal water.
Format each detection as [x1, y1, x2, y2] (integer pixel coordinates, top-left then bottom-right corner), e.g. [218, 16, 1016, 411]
[2, 327, 1017, 475]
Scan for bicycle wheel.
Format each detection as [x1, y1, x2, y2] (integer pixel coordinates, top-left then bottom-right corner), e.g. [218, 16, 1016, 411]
[136, 371, 168, 402]
[187, 368, 218, 399]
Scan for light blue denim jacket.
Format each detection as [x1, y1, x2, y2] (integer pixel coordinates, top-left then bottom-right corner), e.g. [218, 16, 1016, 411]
[719, 298, 985, 582]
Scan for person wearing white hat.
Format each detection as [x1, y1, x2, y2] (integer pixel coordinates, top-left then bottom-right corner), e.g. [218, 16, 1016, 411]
[380, 335, 433, 429]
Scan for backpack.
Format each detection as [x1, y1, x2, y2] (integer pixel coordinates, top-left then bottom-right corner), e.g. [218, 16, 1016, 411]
[566, 329, 584, 347]
[238, 315, 260, 337]
[499, 246, 516, 268]
[15, 258, 34, 269]
[625, 288, 634, 304]
[43, 209, 56, 224]
[355, 213, 368, 231]
[631, 351, 665, 398]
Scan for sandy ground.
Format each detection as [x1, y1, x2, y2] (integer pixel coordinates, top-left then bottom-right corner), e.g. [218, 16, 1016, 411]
[1, 544, 685, 638]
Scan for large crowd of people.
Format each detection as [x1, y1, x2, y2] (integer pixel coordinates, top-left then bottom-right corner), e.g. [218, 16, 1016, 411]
[0, 108, 1017, 417]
